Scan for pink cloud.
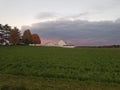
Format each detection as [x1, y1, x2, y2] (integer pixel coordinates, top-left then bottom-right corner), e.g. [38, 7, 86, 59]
[41, 38, 59, 45]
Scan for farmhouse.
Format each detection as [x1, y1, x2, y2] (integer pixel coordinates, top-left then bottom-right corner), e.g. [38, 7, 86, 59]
[58, 40, 67, 46]
[46, 43, 56, 46]
[45, 40, 75, 48]
[29, 44, 41, 46]
[58, 40, 75, 48]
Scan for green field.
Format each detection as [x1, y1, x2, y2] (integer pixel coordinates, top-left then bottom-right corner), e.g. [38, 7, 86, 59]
[0, 46, 120, 90]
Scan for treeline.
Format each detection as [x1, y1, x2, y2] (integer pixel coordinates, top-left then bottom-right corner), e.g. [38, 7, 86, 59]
[76, 45, 120, 48]
[22, 29, 41, 45]
[0, 24, 41, 45]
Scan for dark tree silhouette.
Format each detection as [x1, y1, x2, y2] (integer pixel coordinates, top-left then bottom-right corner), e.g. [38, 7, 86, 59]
[22, 29, 32, 45]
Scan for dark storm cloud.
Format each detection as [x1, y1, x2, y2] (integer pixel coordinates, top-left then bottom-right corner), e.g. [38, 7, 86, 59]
[21, 19, 120, 46]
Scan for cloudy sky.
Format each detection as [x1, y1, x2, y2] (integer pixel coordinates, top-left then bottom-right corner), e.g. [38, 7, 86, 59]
[0, 0, 120, 45]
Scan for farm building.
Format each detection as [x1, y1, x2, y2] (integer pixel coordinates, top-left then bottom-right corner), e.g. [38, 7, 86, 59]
[44, 40, 75, 48]
[58, 40, 75, 48]
[58, 40, 67, 46]
[29, 44, 41, 46]
[46, 43, 56, 46]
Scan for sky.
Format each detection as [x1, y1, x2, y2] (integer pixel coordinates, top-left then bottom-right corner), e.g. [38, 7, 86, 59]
[0, 0, 120, 45]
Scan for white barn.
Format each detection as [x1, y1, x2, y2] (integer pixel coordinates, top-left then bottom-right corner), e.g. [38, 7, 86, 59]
[58, 40, 67, 46]
[46, 43, 55, 46]
[44, 40, 75, 48]
[58, 40, 75, 48]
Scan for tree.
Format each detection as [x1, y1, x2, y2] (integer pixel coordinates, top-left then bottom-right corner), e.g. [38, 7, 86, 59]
[32, 34, 41, 44]
[0, 24, 11, 40]
[3, 24, 11, 39]
[22, 29, 32, 45]
[9, 27, 20, 45]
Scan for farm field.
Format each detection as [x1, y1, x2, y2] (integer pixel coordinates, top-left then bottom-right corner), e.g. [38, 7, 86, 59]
[0, 46, 120, 90]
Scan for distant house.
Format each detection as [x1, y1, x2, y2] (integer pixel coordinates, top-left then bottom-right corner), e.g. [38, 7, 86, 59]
[58, 40, 67, 46]
[44, 40, 75, 48]
[29, 44, 41, 46]
[46, 43, 56, 46]
[62, 45, 75, 48]
[58, 40, 75, 48]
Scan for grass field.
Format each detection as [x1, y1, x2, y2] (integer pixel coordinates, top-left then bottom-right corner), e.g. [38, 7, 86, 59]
[0, 46, 120, 90]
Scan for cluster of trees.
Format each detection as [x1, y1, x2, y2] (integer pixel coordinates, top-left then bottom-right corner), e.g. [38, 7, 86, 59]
[22, 29, 41, 45]
[0, 24, 41, 45]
